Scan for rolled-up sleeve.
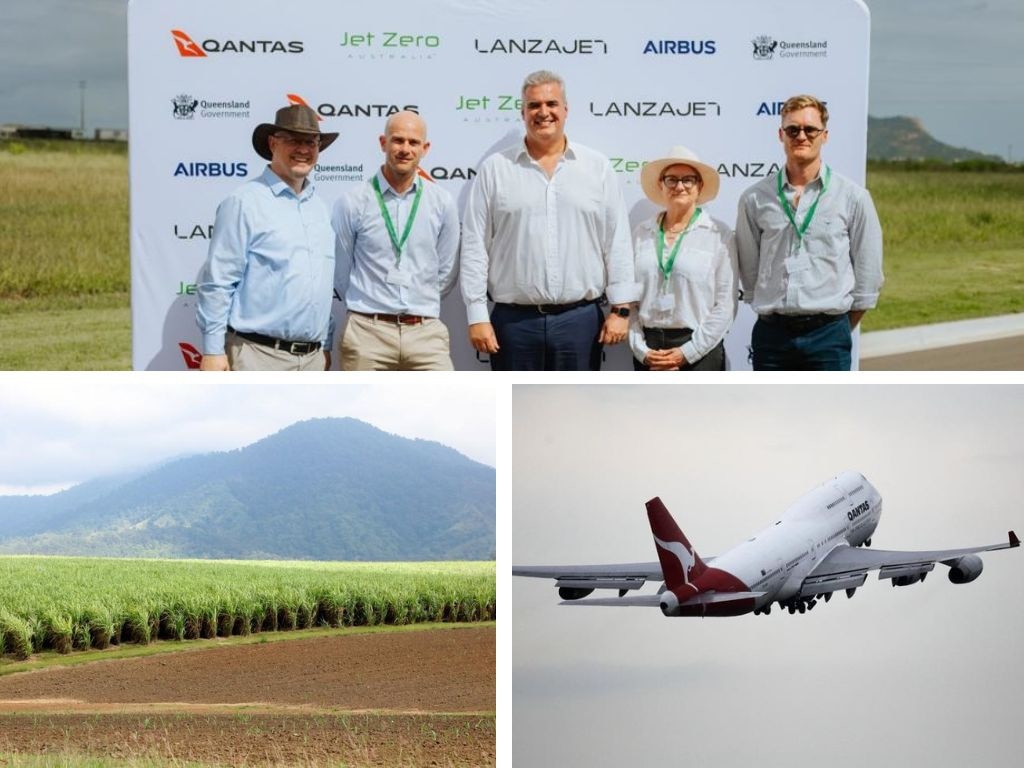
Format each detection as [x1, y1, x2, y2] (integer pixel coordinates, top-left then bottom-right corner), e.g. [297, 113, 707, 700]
[848, 189, 884, 310]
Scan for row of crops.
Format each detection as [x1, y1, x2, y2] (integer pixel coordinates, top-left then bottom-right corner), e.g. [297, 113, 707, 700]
[0, 557, 496, 660]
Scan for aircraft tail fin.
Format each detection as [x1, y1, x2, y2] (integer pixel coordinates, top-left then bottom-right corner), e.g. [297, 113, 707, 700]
[646, 497, 708, 592]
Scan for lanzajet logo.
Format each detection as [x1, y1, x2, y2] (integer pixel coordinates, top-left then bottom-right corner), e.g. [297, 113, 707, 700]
[173, 161, 248, 178]
[752, 35, 778, 60]
[172, 94, 199, 119]
[589, 100, 720, 118]
[286, 93, 322, 121]
[643, 39, 716, 55]
[174, 224, 214, 240]
[753, 34, 828, 60]
[171, 29, 303, 56]
[172, 29, 206, 57]
[474, 37, 608, 55]
[716, 161, 783, 179]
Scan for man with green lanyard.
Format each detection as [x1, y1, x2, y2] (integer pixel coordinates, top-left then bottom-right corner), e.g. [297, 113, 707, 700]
[736, 94, 883, 370]
[332, 111, 460, 369]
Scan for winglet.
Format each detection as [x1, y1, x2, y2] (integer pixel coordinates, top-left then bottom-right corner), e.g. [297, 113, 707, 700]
[1010, 531, 1020, 548]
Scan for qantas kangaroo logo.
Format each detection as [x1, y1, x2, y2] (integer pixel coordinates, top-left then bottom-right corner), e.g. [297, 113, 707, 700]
[653, 536, 696, 587]
[171, 30, 206, 58]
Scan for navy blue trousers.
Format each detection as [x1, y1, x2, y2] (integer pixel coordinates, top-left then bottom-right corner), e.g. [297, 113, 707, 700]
[752, 315, 852, 371]
[490, 302, 604, 371]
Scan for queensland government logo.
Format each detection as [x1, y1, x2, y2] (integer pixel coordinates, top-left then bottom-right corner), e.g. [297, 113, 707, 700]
[752, 34, 827, 60]
[173, 94, 249, 120]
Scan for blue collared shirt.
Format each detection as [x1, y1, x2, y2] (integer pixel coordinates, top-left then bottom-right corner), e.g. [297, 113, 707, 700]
[332, 170, 460, 317]
[196, 166, 335, 355]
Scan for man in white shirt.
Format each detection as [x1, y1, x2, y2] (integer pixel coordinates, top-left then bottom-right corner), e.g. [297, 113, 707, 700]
[460, 70, 638, 370]
[735, 94, 883, 370]
[333, 111, 460, 370]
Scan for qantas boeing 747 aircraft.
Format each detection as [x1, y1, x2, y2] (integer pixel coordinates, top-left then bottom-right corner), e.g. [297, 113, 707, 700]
[513, 471, 1019, 616]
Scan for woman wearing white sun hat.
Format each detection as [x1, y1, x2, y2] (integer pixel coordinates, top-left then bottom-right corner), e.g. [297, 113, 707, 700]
[630, 146, 738, 370]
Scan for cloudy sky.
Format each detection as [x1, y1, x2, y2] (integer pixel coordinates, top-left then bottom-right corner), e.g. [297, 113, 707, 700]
[0, 374, 495, 496]
[0, 1, 1020, 159]
[511, 383, 1023, 767]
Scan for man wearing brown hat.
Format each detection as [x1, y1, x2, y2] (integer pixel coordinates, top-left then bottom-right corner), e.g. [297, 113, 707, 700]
[196, 105, 339, 370]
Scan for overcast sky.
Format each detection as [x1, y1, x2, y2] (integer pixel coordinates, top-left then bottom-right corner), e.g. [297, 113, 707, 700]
[0, 1, 1020, 159]
[0, 375, 494, 496]
[511, 383, 1023, 767]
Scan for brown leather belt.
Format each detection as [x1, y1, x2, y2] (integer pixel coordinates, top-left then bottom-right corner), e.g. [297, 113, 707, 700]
[352, 311, 426, 325]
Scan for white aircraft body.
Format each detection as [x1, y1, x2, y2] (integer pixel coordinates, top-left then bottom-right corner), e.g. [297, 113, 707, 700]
[513, 471, 1019, 616]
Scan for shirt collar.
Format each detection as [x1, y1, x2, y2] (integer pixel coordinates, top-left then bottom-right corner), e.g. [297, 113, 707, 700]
[374, 168, 420, 197]
[514, 135, 576, 163]
[262, 165, 314, 200]
[643, 207, 709, 233]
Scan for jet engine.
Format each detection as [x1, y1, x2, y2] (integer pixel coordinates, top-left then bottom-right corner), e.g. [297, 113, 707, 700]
[558, 587, 594, 600]
[947, 554, 984, 584]
[659, 591, 682, 617]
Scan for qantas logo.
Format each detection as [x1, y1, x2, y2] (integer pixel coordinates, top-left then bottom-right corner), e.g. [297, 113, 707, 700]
[286, 93, 322, 121]
[171, 29, 304, 56]
[178, 342, 202, 369]
[654, 536, 696, 586]
[171, 30, 206, 57]
[848, 500, 871, 521]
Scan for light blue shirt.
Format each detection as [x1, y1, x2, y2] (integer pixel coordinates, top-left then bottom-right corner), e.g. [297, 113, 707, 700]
[196, 166, 335, 355]
[332, 170, 460, 317]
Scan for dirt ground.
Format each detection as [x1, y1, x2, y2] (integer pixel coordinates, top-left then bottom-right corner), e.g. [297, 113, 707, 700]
[0, 626, 495, 767]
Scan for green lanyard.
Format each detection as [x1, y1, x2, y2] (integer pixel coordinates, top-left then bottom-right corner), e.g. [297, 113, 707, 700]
[776, 165, 831, 247]
[371, 176, 423, 265]
[655, 208, 701, 282]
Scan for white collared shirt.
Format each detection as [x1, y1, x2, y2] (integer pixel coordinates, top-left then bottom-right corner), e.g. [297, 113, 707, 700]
[460, 139, 639, 325]
[628, 210, 738, 364]
[735, 166, 884, 315]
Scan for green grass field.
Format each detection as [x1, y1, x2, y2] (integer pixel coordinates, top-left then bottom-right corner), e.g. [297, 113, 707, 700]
[1, 141, 1022, 366]
[0, 556, 495, 661]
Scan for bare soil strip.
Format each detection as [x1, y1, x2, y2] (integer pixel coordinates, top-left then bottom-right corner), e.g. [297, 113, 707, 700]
[0, 626, 495, 766]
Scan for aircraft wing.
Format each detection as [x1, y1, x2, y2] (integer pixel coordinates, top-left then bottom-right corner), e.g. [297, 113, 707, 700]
[560, 591, 765, 608]
[802, 531, 1019, 595]
[512, 561, 664, 594]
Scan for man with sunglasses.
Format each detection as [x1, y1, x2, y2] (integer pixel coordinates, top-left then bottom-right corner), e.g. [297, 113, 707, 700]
[736, 94, 883, 370]
[197, 105, 338, 371]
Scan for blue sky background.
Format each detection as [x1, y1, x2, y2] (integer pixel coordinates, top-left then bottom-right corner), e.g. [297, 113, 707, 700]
[0, 1, 1021, 159]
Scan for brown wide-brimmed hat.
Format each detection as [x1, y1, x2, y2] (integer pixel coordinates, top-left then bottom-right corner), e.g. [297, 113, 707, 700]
[640, 145, 720, 205]
[251, 105, 338, 161]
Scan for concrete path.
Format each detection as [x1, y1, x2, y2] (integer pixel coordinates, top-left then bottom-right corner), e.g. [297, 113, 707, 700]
[860, 314, 1024, 370]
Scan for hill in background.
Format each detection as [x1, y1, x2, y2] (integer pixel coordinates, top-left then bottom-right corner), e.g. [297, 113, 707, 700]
[867, 116, 1003, 162]
[0, 418, 495, 560]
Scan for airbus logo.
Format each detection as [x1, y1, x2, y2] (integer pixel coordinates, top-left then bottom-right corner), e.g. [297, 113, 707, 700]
[642, 39, 716, 55]
[173, 162, 248, 178]
[848, 501, 871, 521]
[171, 29, 304, 57]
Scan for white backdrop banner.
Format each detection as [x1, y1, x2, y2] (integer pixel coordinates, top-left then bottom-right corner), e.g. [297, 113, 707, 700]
[128, 0, 870, 370]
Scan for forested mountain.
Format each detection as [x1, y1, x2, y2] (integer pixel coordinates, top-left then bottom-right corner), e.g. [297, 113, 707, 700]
[0, 418, 494, 560]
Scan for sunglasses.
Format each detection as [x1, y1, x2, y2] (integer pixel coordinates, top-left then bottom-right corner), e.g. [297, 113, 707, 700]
[782, 125, 825, 140]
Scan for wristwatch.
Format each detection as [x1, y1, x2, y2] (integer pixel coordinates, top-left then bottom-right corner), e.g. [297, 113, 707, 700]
[608, 306, 630, 318]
